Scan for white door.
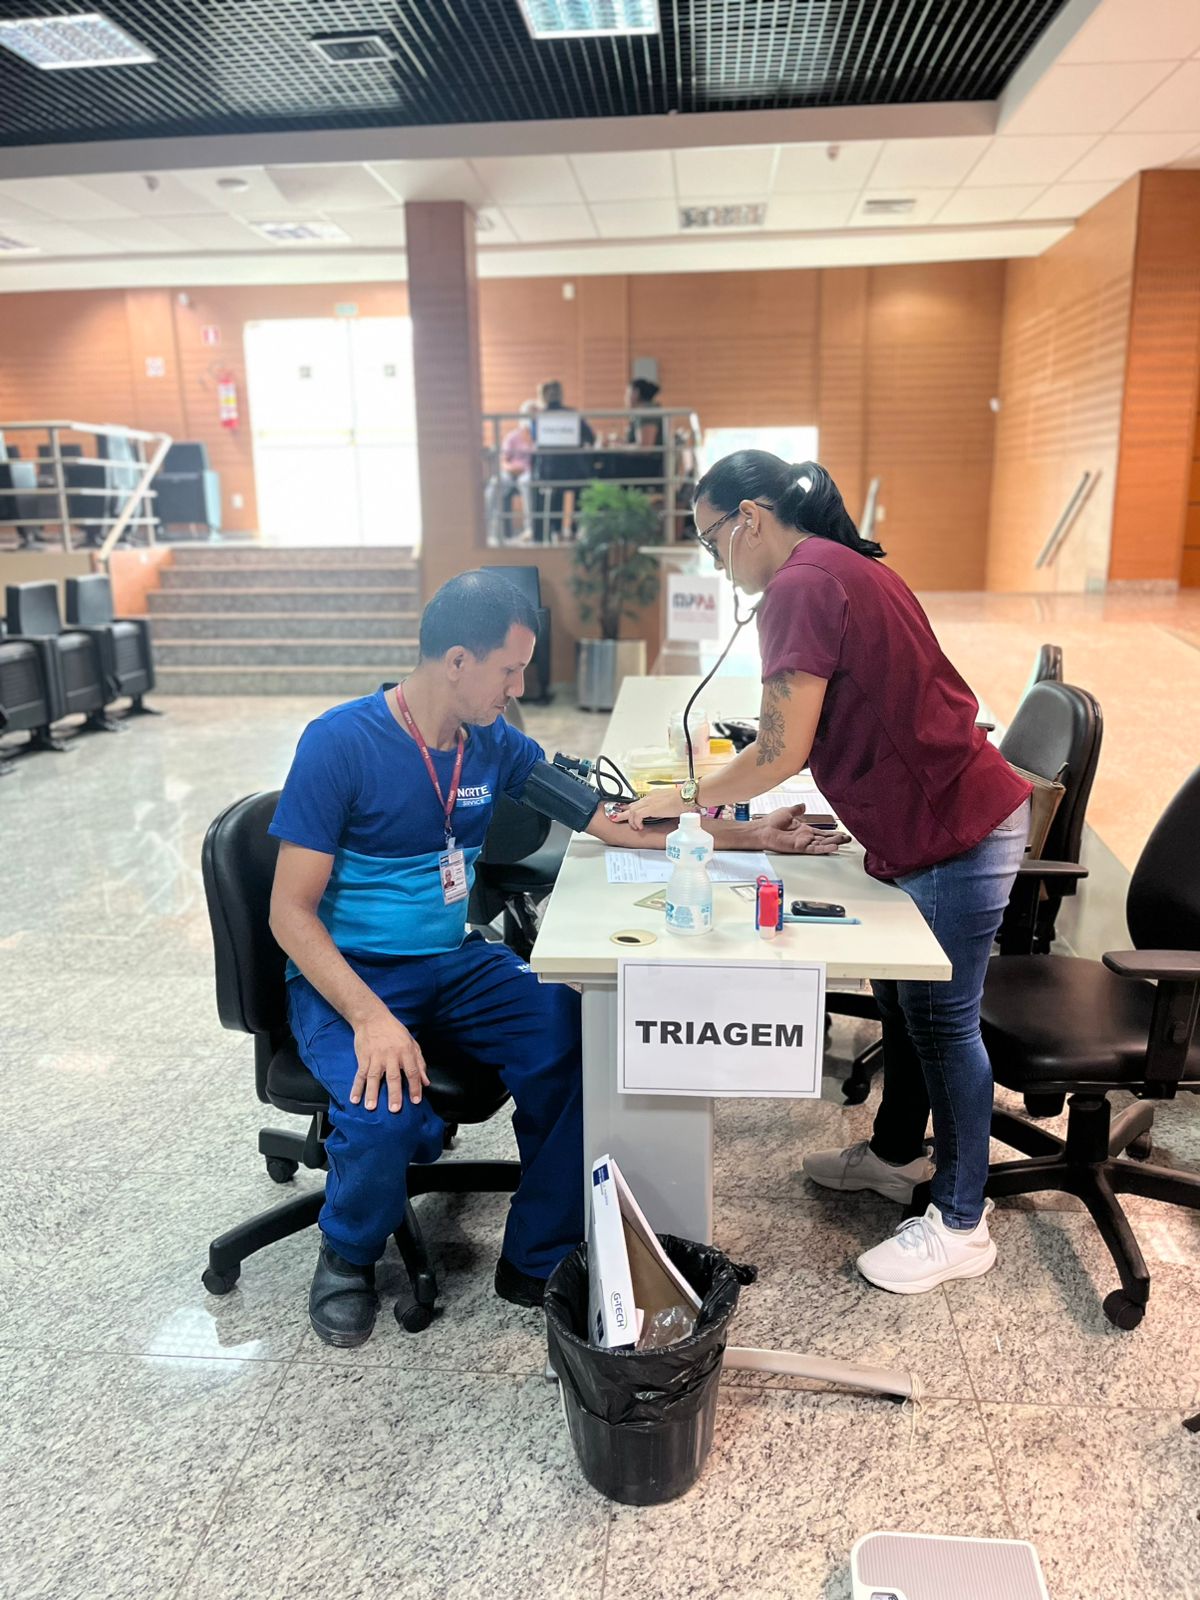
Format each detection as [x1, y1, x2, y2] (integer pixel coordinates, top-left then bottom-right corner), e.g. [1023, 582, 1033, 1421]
[244, 317, 421, 548]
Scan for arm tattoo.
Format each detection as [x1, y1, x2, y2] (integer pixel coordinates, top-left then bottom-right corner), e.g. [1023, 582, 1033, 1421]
[755, 673, 792, 766]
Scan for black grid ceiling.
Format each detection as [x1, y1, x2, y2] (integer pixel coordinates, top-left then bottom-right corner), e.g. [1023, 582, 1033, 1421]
[0, 1, 1069, 148]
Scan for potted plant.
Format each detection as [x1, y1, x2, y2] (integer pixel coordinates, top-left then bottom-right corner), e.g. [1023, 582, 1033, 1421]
[570, 482, 662, 711]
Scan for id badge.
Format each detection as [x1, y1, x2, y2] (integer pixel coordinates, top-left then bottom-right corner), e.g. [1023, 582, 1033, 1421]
[438, 845, 468, 905]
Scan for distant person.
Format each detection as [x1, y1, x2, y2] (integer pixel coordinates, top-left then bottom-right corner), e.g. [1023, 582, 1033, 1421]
[625, 376, 664, 448]
[496, 399, 538, 540]
[531, 379, 594, 542]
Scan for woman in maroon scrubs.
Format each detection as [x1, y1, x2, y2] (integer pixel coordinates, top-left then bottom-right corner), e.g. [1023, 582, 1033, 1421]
[624, 452, 1031, 1294]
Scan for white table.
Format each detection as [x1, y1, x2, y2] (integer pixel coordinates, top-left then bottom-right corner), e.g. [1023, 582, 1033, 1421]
[534, 677, 953, 1399]
[533, 675, 952, 1241]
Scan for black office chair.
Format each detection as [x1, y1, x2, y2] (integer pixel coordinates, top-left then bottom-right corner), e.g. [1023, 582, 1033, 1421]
[964, 766, 1200, 1329]
[65, 573, 159, 717]
[153, 441, 222, 538]
[5, 580, 120, 736]
[836, 681, 1103, 1105]
[200, 791, 522, 1332]
[481, 564, 553, 704]
[1028, 642, 1064, 693]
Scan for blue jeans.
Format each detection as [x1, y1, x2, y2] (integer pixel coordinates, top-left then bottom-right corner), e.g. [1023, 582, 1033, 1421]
[288, 934, 583, 1276]
[868, 800, 1031, 1229]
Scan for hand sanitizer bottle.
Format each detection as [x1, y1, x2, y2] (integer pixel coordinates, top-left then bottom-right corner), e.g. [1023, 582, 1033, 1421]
[664, 812, 714, 936]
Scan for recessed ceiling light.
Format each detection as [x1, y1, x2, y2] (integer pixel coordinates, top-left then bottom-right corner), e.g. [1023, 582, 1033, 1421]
[518, 0, 659, 40]
[249, 220, 350, 245]
[216, 176, 251, 194]
[309, 31, 394, 64]
[0, 233, 40, 254]
[679, 203, 766, 230]
[0, 12, 154, 70]
[862, 198, 916, 216]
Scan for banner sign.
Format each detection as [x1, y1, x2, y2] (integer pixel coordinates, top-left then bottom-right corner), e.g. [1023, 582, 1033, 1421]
[666, 572, 724, 643]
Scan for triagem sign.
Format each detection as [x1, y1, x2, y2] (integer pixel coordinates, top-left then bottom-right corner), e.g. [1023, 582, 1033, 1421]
[618, 958, 826, 1098]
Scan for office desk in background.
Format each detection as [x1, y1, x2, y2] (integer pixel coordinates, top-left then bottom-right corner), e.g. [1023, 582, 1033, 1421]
[531, 676, 952, 1242]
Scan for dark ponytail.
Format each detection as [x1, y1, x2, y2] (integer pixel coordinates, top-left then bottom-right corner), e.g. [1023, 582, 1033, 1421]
[695, 449, 885, 559]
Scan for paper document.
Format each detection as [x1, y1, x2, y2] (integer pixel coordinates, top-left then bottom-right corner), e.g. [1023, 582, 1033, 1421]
[750, 778, 834, 818]
[606, 849, 772, 885]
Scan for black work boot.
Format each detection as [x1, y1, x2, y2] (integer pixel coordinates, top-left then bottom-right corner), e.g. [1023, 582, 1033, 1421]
[309, 1241, 379, 1348]
[494, 1256, 547, 1310]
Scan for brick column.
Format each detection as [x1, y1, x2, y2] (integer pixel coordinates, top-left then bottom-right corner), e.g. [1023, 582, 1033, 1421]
[405, 202, 484, 596]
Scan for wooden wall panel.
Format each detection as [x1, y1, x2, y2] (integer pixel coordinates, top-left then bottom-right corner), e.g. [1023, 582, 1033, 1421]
[816, 268, 868, 517]
[1185, 400, 1200, 588]
[477, 278, 579, 415]
[987, 180, 1139, 592]
[0, 290, 136, 437]
[1110, 171, 1200, 584]
[865, 262, 1005, 590]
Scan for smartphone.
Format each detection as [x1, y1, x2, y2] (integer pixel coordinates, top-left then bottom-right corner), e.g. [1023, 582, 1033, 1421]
[790, 899, 847, 918]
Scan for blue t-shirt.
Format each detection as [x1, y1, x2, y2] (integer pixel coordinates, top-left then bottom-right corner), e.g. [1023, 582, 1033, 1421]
[269, 688, 542, 964]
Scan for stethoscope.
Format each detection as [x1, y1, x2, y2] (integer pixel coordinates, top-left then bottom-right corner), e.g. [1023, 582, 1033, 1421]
[682, 521, 760, 781]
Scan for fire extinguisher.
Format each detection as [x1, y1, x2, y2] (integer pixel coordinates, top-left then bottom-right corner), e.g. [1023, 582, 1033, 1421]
[217, 370, 239, 430]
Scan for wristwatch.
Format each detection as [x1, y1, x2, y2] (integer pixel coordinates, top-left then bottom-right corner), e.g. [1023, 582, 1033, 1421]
[679, 776, 701, 809]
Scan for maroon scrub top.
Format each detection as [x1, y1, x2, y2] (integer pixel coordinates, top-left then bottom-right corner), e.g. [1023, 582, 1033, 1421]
[756, 538, 1032, 881]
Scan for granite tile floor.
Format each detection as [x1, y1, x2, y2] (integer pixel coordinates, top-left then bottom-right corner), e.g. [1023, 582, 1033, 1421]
[2, 693, 1199, 1600]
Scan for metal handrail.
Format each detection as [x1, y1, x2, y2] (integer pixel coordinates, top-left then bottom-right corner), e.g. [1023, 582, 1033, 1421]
[1035, 470, 1099, 570]
[0, 419, 171, 559]
[481, 405, 700, 548]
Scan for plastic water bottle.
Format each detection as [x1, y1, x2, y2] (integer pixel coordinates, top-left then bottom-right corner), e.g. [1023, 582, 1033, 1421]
[664, 812, 714, 936]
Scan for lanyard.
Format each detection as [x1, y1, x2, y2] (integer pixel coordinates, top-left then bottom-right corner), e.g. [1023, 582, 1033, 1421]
[395, 684, 464, 844]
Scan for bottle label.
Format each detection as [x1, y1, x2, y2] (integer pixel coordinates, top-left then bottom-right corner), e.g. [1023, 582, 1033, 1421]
[666, 840, 712, 865]
[666, 898, 713, 933]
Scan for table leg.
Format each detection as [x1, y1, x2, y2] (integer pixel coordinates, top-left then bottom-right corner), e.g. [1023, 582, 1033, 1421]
[580, 984, 714, 1243]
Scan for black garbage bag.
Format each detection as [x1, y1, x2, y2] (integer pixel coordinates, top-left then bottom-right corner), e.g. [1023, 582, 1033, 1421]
[545, 1233, 748, 1506]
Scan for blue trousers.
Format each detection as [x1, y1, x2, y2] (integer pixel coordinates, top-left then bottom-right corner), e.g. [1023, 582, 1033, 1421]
[287, 935, 583, 1276]
[870, 800, 1031, 1229]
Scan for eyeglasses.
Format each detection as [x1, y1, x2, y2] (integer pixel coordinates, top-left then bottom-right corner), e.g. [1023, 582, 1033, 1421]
[696, 502, 772, 563]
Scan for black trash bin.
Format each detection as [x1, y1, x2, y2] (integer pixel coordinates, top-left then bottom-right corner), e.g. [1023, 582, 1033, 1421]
[545, 1233, 746, 1506]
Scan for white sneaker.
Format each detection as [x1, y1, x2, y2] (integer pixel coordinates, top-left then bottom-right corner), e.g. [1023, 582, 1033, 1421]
[856, 1202, 996, 1294]
[802, 1141, 934, 1205]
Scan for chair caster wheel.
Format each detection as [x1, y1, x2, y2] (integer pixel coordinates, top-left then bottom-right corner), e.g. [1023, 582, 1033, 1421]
[396, 1301, 439, 1333]
[202, 1267, 240, 1297]
[265, 1156, 299, 1183]
[1126, 1133, 1153, 1162]
[1103, 1290, 1145, 1330]
[841, 1079, 870, 1106]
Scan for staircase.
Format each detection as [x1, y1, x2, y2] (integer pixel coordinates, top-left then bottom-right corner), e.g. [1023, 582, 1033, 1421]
[148, 545, 421, 695]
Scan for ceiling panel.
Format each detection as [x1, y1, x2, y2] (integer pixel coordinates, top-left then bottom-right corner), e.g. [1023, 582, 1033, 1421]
[0, 176, 137, 219]
[964, 135, 1097, 186]
[470, 156, 582, 206]
[161, 213, 265, 249]
[673, 146, 775, 199]
[1116, 63, 1200, 134]
[0, 217, 126, 254]
[503, 204, 597, 243]
[1019, 178, 1123, 218]
[773, 141, 882, 193]
[589, 199, 678, 237]
[83, 217, 201, 252]
[569, 151, 675, 203]
[935, 186, 1046, 223]
[1001, 61, 1176, 135]
[171, 167, 290, 215]
[264, 165, 396, 211]
[1064, 129, 1200, 181]
[1059, 0, 1200, 63]
[74, 171, 222, 215]
[325, 209, 407, 247]
[473, 208, 517, 245]
[367, 159, 491, 206]
[0, 1, 1072, 147]
[866, 137, 991, 188]
[767, 192, 858, 230]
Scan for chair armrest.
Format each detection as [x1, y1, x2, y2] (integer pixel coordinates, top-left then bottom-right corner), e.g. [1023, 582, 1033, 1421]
[1017, 858, 1089, 881]
[1103, 950, 1200, 982]
[1101, 951, 1200, 1091]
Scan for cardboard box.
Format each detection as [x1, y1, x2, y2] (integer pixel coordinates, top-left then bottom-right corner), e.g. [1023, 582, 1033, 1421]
[587, 1154, 702, 1349]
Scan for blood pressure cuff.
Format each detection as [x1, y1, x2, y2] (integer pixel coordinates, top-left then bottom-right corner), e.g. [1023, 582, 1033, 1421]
[517, 759, 602, 833]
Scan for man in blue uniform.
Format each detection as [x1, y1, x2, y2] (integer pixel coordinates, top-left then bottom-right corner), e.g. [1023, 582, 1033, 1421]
[269, 569, 842, 1346]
